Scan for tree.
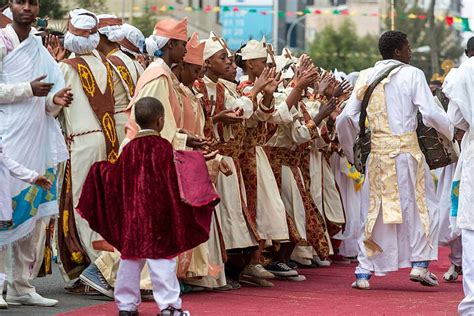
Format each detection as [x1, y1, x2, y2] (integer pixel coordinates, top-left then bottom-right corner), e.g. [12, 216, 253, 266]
[132, 10, 157, 38]
[384, 0, 463, 78]
[75, 0, 107, 14]
[308, 20, 379, 74]
[39, 0, 66, 19]
[1, 0, 65, 19]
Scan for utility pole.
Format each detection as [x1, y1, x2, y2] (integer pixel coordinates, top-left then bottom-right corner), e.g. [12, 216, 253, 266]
[428, 0, 440, 74]
[273, 0, 279, 53]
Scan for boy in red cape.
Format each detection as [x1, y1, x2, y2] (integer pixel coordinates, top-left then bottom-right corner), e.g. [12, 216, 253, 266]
[77, 97, 220, 316]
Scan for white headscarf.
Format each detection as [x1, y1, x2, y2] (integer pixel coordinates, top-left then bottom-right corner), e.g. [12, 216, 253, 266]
[120, 23, 145, 55]
[144, 34, 169, 57]
[64, 9, 100, 55]
[97, 14, 125, 42]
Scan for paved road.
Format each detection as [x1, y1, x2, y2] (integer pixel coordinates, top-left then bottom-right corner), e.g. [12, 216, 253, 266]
[2, 265, 109, 316]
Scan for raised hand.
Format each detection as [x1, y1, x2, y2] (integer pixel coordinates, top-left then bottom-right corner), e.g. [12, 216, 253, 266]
[263, 68, 282, 95]
[30, 75, 54, 97]
[35, 175, 53, 190]
[332, 79, 352, 98]
[53, 87, 74, 107]
[314, 97, 338, 126]
[252, 67, 273, 94]
[329, 104, 343, 122]
[46, 35, 67, 61]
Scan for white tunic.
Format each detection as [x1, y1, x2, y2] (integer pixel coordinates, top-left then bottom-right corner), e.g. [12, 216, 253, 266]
[336, 60, 453, 274]
[59, 55, 109, 261]
[444, 57, 474, 232]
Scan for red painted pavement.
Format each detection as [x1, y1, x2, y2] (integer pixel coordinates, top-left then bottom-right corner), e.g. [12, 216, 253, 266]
[58, 247, 463, 316]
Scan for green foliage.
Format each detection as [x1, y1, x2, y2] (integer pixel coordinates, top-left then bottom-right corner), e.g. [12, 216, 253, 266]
[308, 20, 379, 74]
[75, 0, 107, 14]
[0, 0, 65, 19]
[383, 0, 463, 77]
[132, 11, 157, 37]
[39, 0, 66, 19]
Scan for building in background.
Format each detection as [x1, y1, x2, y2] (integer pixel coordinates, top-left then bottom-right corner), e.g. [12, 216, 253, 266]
[305, 0, 382, 52]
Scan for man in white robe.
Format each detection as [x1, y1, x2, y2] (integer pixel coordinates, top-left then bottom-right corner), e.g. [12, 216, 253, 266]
[336, 31, 453, 290]
[443, 37, 474, 315]
[0, 0, 71, 307]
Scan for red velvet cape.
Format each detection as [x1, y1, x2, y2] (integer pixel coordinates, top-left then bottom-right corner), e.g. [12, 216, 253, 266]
[77, 134, 220, 259]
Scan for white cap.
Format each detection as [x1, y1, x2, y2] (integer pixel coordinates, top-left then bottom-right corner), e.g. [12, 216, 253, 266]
[203, 31, 228, 60]
[240, 36, 267, 61]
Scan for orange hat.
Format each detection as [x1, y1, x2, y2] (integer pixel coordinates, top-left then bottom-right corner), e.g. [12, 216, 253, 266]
[183, 32, 205, 66]
[153, 18, 187, 41]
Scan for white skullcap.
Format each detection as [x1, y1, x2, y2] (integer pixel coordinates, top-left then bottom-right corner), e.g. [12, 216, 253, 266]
[202, 32, 227, 60]
[97, 14, 125, 43]
[2, 8, 12, 19]
[240, 36, 267, 61]
[120, 23, 145, 55]
[64, 9, 100, 54]
[144, 34, 169, 57]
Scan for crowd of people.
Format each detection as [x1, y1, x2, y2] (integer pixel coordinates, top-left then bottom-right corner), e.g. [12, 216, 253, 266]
[1, 0, 474, 315]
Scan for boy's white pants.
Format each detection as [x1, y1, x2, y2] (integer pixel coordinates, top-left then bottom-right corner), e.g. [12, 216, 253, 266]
[460, 229, 474, 315]
[115, 258, 181, 312]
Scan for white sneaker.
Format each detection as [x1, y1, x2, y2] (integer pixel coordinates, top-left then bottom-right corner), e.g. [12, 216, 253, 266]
[409, 267, 439, 287]
[0, 295, 7, 309]
[313, 255, 331, 267]
[443, 264, 462, 282]
[351, 278, 370, 290]
[6, 292, 58, 307]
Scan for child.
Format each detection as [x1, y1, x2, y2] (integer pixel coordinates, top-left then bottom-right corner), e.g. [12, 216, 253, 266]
[0, 137, 52, 229]
[77, 97, 220, 316]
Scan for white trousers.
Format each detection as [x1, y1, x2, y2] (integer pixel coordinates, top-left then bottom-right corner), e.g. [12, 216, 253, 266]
[115, 258, 181, 312]
[459, 229, 474, 315]
[448, 236, 463, 267]
[0, 219, 46, 296]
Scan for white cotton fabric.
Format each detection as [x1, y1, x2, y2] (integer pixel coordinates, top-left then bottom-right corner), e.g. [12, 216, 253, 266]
[336, 60, 453, 274]
[444, 58, 474, 233]
[145, 34, 169, 56]
[97, 14, 125, 43]
[120, 23, 144, 55]
[2, 8, 12, 20]
[64, 9, 99, 54]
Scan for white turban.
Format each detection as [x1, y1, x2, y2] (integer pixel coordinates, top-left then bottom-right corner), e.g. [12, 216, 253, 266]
[120, 23, 145, 55]
[97, 14, 125, 42]
[64, 9, 100, 55]
[144, 34, 169, 57]
[2, 8, 12, 20]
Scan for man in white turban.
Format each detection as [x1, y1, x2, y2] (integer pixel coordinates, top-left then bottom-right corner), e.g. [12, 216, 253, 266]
[119, 23, 145, 75]
[55, 9, 117, 299]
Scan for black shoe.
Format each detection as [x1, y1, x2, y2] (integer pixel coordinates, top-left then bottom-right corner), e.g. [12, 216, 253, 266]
[267, 262, 299, 277]
[119, 311, 139, 316]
